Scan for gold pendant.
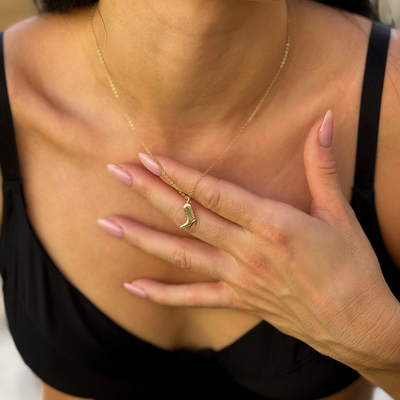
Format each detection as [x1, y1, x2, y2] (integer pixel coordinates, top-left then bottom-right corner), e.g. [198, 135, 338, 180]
[180, 199, 196, 229]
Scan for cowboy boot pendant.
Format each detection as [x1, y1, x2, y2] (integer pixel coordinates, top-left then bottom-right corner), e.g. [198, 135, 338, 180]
[180, 199, 196, 228]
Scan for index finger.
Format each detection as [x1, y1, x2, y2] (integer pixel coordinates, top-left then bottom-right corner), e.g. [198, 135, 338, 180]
[138, 153, 279, 232]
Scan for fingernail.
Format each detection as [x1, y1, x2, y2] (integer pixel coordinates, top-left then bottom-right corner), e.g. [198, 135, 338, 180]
[97, 218, 124, 239]
[319, 110, 333, 148]
[107, 164, 132, 186]
[123, 283, 148, 298]
[138, 153, 162, 176]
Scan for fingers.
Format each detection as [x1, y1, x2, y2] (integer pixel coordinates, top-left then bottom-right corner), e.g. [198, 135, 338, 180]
[109, 162, 249, 255]
[125, 279, 235, 308]
[133, 154, 281, 232]
[101, 216, 237, 281]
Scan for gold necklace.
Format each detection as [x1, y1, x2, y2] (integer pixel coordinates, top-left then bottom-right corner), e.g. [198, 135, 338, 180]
[89, 2, 290, 229]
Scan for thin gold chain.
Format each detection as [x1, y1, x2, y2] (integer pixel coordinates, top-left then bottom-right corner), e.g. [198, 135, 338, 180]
[89, 2, 290, 203]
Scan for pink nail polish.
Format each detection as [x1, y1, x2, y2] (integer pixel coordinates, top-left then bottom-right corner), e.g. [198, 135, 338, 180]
[138, 153, 162, 176]
[319, 110, 333, 148]
[97, 219, 124, 239]
[107, 164, 132, 186]
[123, 283, 148, 298]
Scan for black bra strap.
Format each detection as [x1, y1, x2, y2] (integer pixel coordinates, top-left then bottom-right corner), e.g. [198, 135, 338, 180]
[354, 20, 391, 190]
[0, 30, 21, 182]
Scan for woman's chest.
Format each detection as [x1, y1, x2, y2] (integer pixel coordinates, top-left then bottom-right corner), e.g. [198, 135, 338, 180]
[13, 95, 361, 348]
[6, 24, 391, 399]
[15, 117, 379, 400]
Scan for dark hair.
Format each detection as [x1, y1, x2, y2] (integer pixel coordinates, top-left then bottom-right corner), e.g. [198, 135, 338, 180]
[32, 0, 377, 20]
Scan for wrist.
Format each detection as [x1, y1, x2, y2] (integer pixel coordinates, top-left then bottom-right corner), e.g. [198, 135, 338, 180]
[347, 293, 400, 375]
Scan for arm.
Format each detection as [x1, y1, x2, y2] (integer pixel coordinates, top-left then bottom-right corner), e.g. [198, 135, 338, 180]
[346, 302, 400, 400]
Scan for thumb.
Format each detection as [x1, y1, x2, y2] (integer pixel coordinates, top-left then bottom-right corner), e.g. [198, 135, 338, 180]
[303, 110, 348, 225]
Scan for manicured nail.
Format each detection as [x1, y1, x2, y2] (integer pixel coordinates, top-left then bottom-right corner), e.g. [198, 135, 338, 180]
[123, 283, 148, 298]
[319, 110, 333, 148]
[138, 153, 162, 176]
[97, 219, 124, 239]
[107, 164, 132, 186]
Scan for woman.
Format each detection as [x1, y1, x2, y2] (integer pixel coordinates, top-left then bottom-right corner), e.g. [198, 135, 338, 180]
[0, 0, 399, 399]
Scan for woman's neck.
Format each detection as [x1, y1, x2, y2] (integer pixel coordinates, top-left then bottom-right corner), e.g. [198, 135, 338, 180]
[90, 0, 299, 139]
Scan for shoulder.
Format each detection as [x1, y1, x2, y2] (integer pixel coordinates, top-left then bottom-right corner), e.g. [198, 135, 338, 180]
[1, 5, 97, 157]
[373, 24, 400, 269]
[2, 7, 90, 104]
[0, 9, 89, 237]
[3, 11, 71, 74]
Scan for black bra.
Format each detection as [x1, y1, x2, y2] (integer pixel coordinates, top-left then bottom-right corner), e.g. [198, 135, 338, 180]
[0, 20, 399, 400]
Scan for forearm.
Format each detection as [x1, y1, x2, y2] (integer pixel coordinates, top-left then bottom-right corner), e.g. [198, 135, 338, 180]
[359, 368, 400, 400]
[347, 298, 400, 400]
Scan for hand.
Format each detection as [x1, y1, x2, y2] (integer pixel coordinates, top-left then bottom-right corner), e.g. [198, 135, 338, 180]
[98, 110, 399, 369]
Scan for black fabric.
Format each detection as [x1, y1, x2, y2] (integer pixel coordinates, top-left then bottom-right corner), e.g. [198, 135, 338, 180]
[0, 19, 399, 400]
[354, 20, 391, 190]
[0, 31, 21, 183]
